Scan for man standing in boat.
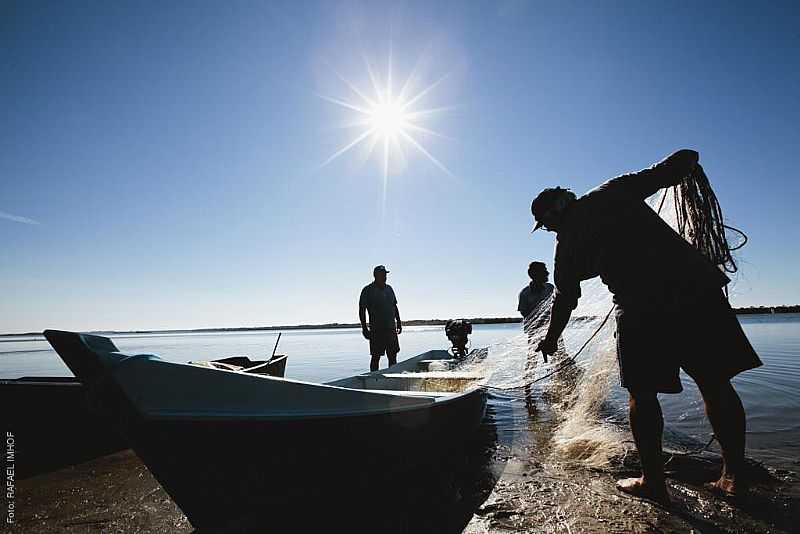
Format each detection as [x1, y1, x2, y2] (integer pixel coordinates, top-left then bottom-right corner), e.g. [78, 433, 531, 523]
[359, 265, 402, 372]
[530, 149, 762, 504]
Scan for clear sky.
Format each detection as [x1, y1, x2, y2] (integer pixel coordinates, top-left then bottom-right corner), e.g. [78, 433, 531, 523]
[2, 1, 798, 333]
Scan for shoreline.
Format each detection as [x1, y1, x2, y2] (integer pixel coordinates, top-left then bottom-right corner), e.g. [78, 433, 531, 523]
[2, 306, 799, 338]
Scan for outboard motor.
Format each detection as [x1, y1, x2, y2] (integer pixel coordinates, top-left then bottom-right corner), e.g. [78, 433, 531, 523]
[445, 319, 472, 359]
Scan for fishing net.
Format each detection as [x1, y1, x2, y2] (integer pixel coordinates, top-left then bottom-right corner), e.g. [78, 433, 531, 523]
[468, 272, 623, 468]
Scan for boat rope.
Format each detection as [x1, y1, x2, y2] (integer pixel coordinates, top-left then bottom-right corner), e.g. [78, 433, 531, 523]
[664, 434, 717, 466]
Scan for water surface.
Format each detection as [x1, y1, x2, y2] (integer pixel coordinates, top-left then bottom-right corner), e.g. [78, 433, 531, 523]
[3, 314, 798, 470]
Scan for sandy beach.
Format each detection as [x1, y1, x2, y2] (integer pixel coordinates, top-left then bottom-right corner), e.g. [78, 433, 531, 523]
[10, 425, 798, 534]
[466, 442, 799, 533]
[12, 450, 190, 533]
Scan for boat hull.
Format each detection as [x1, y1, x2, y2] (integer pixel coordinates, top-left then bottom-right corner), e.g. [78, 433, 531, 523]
[128, 388, 487, 529]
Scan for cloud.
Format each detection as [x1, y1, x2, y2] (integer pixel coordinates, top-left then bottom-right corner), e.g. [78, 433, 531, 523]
[0, 210, 40, 225]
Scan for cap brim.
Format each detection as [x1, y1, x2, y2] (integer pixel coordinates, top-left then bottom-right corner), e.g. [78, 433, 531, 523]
[530, 221, 544, 233]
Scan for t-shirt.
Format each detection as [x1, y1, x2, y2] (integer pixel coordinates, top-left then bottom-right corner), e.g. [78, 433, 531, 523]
[359, 282, 398, 331]
[518, 282, 554, 317]
[552, 151, 729, 311]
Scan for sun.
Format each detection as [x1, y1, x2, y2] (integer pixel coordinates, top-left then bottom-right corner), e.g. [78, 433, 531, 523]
[319, 49, 452, 188]
[369, 101, 407, 137]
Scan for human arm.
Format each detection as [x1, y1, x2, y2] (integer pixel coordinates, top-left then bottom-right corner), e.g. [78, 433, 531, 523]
[536, 244, 580, 362]
[359, 307, 370, 339]
[536, 297, 572, 363]
[602, 149, 700, 201]
[358, 289, 370, 339]
[518, 290, 530, 318]
[391, 287, 402, 334]
[394, 304, 402, 334]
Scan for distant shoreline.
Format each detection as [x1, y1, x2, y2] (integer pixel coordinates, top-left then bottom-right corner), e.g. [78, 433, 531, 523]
[1, 305, 798, 338]
[0, 317, 520, 338]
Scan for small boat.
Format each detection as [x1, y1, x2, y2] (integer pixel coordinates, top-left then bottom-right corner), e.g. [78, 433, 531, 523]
[188, 353, 289, 377]
[2, 343, 288, 478]
[1, 376, 129, 478]
[43, 329, 488, 531]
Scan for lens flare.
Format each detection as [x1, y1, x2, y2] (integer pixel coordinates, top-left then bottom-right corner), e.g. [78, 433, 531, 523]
[319, 47, 452, 196]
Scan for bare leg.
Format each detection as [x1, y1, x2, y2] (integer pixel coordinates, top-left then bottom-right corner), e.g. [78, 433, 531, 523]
[387, 351, 397, 367]
[695, 378, 747, 495]
[370, 354, 381, 372]
[617, 390, 670, 504]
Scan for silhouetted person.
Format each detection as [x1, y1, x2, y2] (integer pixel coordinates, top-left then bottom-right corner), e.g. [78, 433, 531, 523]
[359, 265, 402, 372]
[519, 260, 554, 365]
[518, 261, 554, 320]
[531, 149, 762, 504]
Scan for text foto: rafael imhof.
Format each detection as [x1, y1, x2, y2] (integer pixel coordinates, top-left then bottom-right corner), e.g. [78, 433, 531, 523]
[6, 431, 15, 525]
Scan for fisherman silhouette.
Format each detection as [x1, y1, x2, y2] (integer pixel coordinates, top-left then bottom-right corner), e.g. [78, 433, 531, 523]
[530, 149, 762, 503]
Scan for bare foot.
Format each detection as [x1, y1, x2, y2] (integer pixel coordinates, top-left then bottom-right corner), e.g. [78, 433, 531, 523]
[616, 477, 670, 506]
[705, 475, 745, 498]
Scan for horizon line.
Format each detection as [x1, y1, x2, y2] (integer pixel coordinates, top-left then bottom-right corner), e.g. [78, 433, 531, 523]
[2, 304, 799, 338]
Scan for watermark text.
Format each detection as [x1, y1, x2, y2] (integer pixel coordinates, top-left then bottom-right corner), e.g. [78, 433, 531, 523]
[5, 431, 14, 525]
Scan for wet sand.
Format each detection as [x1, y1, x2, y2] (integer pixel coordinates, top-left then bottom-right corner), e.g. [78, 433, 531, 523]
[466, 379, 800, 533]
[466, 449, 799, 533]
[12, 449, 190, 533]
[10, 436, 799, 533]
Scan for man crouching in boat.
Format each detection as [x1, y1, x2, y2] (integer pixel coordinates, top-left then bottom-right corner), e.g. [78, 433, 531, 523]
[530, 149, 762, 504]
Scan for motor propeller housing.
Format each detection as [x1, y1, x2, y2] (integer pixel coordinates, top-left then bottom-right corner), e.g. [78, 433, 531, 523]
[445, 319, 472, 359]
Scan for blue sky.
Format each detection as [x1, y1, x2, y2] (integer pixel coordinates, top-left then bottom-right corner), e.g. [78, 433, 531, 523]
[2, 1, 798, 333]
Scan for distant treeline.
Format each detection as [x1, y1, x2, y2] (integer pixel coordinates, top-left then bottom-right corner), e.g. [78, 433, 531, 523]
[115, 316, 526, 334]
[733, 305, 800, 315]
[2, 308, 798, 338]
[0, 318, 524, 338]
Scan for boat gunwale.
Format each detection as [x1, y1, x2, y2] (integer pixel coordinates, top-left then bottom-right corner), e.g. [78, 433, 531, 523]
[135, 386, 485, 422]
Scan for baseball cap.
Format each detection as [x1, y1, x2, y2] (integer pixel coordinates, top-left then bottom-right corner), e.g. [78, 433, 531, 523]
[373, 265, 390, 275]
[530, 187, 571, 232]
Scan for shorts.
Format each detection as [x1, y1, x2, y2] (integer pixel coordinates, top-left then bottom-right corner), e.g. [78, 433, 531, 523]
[615, 288, 762, 393]
[369, 329, 400, 357]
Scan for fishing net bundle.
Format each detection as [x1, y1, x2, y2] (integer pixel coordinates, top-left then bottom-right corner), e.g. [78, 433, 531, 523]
[671, 164, 747, 275]
[462, 164, 746, 468]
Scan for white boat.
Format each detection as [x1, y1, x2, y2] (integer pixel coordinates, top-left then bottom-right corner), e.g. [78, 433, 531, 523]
[43, 329, 488, 531]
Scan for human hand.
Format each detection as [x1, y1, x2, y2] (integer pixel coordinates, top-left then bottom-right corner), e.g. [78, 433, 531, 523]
[362, 327, 371, 340]
[535, 336, 557, 363]
[396, 323, 402, 335]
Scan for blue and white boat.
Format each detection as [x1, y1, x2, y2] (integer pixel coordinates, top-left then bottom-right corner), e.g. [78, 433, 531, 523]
[43, 329, 488, 530]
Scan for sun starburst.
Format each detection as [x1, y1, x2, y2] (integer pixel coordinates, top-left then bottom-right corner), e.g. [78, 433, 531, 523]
[319, 50, 452, 197]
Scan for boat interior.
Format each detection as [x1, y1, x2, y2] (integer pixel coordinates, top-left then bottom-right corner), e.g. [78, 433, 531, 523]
[327, 349, 484, 394]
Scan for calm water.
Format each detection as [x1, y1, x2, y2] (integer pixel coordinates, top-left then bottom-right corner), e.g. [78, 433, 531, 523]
[3, 314, 799, 470]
